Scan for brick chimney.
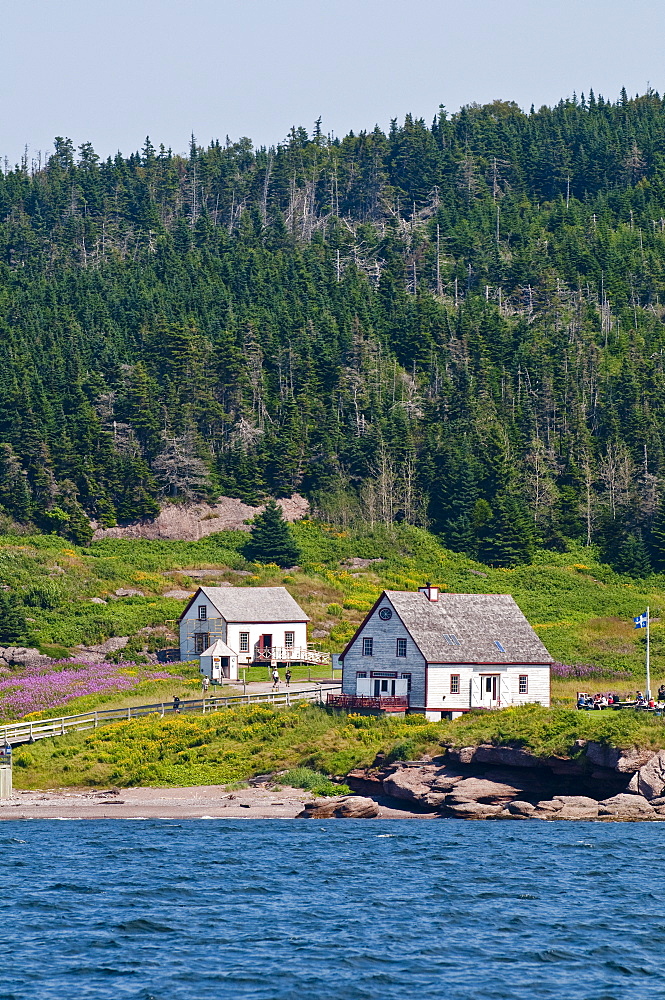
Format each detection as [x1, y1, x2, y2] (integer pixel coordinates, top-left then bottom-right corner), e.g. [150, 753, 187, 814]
[418, 581, 439, 602]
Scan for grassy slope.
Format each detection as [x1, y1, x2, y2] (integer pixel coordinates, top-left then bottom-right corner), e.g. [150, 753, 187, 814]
[2, 521, 663, 677]
[13, 702, 665, 791]
[1, 521, 664, 712]
[5, 519, 665, 789]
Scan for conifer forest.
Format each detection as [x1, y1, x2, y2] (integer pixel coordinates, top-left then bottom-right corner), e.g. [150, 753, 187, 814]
[6, 90, 665, 571]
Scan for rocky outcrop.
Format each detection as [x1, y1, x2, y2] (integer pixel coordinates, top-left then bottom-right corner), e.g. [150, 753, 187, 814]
[447, 801, 502, 819]
[545, 795, 599, 820]
[0, 646, 52, 668]
[627, 750, 665, 799]
[452, 745, 548, 769]
[92, 494, 309, 541]
[598, 793, 655, 819]
[73, 636, 129, 663]
[451, 775, 525, 802]
[299, 752, 665, 821]
[343, 741, 665, 821]
[382, 764, 445, 806]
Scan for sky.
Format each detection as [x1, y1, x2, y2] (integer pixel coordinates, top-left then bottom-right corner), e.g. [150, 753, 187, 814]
[1, 0, 663, 166]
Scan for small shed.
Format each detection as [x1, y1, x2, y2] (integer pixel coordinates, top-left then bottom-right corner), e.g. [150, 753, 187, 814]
[199, 639, 238, 682]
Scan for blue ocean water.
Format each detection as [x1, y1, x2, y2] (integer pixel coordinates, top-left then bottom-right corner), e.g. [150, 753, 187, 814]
[0, 819, 662, 1000]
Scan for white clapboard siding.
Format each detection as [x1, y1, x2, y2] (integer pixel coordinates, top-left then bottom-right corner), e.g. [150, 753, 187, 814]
[508, 665, 550, 707]
[426, 665, 475, 710]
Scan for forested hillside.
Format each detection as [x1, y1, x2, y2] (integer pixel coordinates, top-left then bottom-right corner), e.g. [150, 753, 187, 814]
[4, 89, 665, 569]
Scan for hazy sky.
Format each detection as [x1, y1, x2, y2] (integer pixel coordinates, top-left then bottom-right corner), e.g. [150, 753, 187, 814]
[1, 0, 663, 164]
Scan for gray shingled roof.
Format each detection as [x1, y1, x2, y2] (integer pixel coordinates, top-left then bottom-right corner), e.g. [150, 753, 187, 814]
[385, 591, 552, 664]
[199, 586, 309, 623]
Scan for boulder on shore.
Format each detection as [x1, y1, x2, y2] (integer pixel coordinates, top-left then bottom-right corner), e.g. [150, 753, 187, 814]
[627, 751, 665, 800]
[446, 801, 502, 819]
[444, 776, 526, 805]
[298, 795, 380, 819]
[382, 765, 443, 807]
[598, 793, 655, 819]
[545, 795, 599, 820]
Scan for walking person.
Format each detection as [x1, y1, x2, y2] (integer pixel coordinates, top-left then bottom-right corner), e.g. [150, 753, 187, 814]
[285, 667, 292, 688]
[173, 695, 181, 714]
[202, 676, 210, 696]
[271, 667, 280, 690]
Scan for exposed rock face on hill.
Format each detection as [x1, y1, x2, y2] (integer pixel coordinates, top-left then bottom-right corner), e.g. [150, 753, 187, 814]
[91, 495, 309, 541]
[336, 742, 665, 821]
[0, 647, 52, 669]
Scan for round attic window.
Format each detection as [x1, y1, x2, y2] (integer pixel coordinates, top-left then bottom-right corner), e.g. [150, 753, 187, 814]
[378, 607, 393, 621]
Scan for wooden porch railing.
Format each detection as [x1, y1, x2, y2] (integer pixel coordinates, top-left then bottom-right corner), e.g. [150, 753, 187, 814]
[327, 693, 409, 713]
[253, 646, 330, 665]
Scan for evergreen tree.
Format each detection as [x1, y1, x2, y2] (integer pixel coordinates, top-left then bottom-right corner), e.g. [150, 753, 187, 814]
[649, 499, 665, 571]
[0, 593, 29, 644]
[2, 96, 665, 556]
[612, 532, 652, 578]
[244, 500, 301, 566]
[479, 493, 534, 567]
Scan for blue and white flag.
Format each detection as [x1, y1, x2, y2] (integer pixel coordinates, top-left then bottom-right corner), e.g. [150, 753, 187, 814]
[633, 612, 648, 629]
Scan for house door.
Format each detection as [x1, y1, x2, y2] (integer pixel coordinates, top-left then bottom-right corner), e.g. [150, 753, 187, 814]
[259, 634, 272, 656]
[480, 675, 500, 707]
[374, 678, 395, 697]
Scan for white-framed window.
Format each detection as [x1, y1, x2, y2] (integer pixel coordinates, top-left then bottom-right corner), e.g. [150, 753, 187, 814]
[194, 633, 209, 653]
[519, 675, 528, 695]
[362, 637, 374, 656]
[396, 638, 407, 657]
[356, 671, 367, 678]
[198, 605, 207, 621]
[400, 672, 412, 692]
[284, 631, 295, 648]
[239, 632, 249, 652]
[450, 674, 460, 695]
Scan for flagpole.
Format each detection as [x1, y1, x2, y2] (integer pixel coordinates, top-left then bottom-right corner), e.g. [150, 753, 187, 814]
[646, 605, 651, 701]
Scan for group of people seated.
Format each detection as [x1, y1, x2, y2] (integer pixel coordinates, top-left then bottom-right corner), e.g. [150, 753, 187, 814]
[577, 692, 622, 709]
[577, 685, 665, 709]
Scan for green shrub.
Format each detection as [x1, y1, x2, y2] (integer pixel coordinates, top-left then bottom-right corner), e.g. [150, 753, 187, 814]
[23, 581, 64, 609]
[277, 767, 350, 797]
[385, 739, 416, 763]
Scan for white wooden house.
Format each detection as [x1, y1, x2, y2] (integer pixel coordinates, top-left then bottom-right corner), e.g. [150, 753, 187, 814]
[332, 585, 551, 719]
[179, 586, 328, 672]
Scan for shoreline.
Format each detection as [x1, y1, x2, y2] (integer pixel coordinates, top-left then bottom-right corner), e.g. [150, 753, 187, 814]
[0, 785, 429, 821]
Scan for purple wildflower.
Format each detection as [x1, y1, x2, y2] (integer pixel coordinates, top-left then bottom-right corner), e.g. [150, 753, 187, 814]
[551, 661, 631, 680]
[0, 660, 184, 720]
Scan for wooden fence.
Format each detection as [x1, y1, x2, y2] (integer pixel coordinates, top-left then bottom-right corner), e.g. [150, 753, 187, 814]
[0, 684, 340, 747]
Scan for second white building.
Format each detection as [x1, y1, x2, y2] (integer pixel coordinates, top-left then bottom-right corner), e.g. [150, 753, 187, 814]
[334, 584, 552, 719]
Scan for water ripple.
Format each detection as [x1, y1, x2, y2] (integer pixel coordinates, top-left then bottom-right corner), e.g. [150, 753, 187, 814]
[0, 819, 663, 999]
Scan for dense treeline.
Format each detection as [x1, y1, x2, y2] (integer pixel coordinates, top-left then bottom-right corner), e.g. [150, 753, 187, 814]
[5, 90, 665, 568]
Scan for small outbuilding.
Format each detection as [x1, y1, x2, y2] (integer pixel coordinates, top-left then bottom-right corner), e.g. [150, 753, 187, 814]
[332, 585, 552, 719]
[198, 639, 238, 682]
